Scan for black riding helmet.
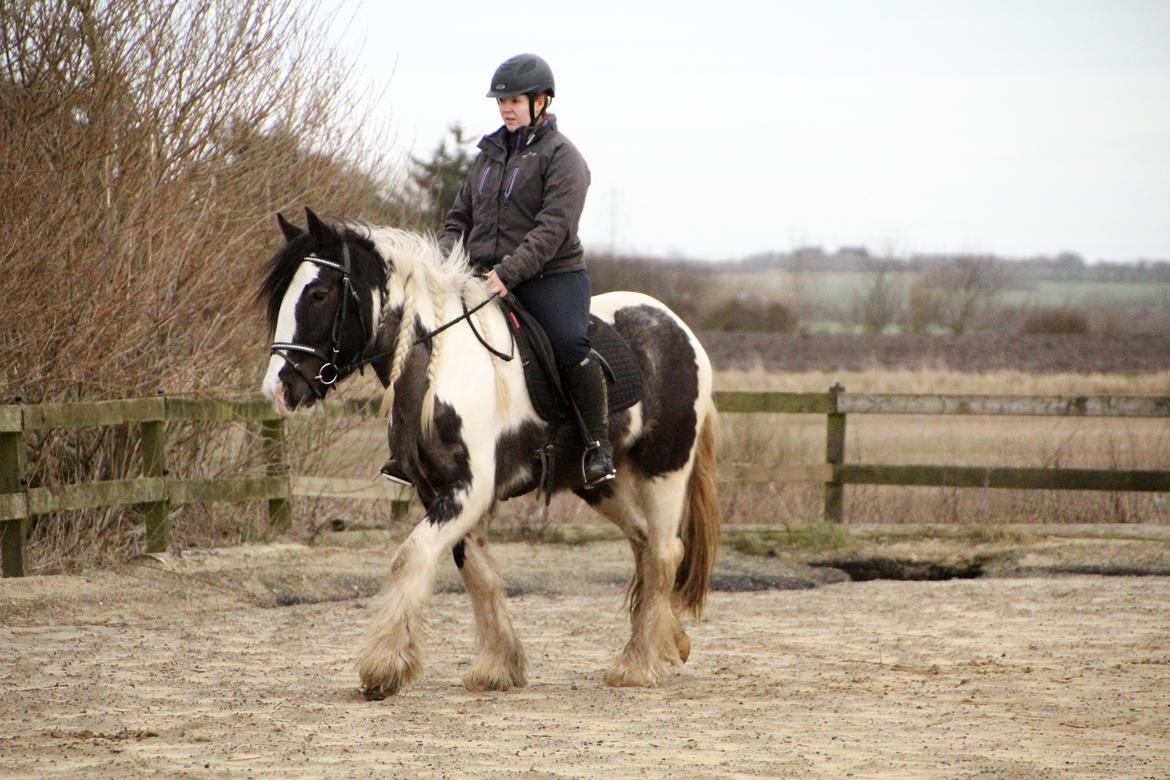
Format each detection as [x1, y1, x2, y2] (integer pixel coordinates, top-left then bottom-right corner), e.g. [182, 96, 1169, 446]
[486, 53, 555, 127]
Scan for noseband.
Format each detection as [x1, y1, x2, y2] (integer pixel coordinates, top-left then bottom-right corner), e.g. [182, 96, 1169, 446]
[269, 242, 369, 399]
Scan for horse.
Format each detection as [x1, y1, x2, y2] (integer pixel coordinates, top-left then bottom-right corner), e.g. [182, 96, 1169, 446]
[257, 208, 720, 700]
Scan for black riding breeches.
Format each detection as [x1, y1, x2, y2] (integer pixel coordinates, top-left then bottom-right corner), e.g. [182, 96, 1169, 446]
[510, 270, 592, 369]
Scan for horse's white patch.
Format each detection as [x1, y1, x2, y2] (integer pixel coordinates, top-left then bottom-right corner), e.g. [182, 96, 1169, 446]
[261, 262, 321, 402]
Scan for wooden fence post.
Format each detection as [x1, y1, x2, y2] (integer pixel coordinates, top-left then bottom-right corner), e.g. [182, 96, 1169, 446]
[824, 383, 847, 524]
[141, 415, 168, 554]
[1, 413, 26, 577]
[262, 418, 291, 531]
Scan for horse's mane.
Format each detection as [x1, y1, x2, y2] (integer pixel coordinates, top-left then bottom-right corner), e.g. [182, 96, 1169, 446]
[366, 226, 482, 301]
[364, 228, 504, 427]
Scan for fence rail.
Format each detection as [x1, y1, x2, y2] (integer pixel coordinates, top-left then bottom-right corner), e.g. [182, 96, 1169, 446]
[3, 387, 1169, 577]
[712, 385, 1170, 524]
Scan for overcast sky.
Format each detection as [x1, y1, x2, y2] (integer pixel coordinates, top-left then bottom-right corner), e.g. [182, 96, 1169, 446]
[332, 0, 1170, 262]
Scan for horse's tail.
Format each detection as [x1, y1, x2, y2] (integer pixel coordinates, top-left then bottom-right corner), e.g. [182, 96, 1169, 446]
[673, 401, 720, 620]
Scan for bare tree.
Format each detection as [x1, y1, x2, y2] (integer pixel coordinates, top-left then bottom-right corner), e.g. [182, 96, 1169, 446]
[914, 256, 1011, 335]
[851, 257, 904, 334]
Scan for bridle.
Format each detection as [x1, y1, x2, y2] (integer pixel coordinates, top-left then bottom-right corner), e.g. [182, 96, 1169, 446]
[269, 242, 370, 400]
[269, 242, 515, 401]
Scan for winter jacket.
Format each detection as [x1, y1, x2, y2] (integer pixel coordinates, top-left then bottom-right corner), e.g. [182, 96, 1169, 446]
[437, 115, 590, 290]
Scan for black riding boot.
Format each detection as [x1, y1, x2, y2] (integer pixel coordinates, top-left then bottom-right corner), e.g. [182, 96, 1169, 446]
[561, 354, 616, 487]
[379, 457, 412, 487]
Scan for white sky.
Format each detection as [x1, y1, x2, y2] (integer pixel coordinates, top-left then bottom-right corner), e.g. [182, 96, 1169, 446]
[331, 0, 1170, 262]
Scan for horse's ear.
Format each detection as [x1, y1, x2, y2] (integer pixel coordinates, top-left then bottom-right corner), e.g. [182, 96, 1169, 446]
[304, 207, 328, 242]
[276, 212, 303, 241]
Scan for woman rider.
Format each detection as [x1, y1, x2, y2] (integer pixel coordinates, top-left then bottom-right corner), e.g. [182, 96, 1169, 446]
[383, 53, 615, 488]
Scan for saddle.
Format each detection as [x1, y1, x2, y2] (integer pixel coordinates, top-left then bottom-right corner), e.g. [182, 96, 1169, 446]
[498, 296, 644, 423]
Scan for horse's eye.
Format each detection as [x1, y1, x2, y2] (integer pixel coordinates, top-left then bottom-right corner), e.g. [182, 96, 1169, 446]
[307, 287, 329, 304]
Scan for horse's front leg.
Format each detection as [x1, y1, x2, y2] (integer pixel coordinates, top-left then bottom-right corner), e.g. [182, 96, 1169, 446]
[356, 477, 493, 700]
[456, 530, 527, 692]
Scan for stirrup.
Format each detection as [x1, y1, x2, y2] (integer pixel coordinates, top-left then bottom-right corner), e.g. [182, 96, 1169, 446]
[379, 458, 413, 488]
[581, 441, 616, 489]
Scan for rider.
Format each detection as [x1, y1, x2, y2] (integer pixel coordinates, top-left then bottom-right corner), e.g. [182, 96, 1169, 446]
[382, 53, 615, 488]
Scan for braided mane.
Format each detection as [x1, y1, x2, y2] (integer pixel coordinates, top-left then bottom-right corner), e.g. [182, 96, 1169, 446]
[366, 228, 508, 427]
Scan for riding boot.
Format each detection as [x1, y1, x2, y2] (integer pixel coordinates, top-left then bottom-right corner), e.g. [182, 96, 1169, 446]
[560, 353, 616, 487]
[379, 457, 412, 487]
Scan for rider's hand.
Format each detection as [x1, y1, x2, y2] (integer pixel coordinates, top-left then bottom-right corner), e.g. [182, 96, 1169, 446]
[486, 269, 509, 297]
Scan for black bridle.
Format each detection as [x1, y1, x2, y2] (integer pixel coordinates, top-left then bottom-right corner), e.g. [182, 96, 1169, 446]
[269, 243, 370, 400]
[269, 243, 514, 401]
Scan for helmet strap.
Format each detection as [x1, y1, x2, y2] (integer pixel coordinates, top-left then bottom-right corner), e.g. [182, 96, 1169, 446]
[528, 94, 550, 128]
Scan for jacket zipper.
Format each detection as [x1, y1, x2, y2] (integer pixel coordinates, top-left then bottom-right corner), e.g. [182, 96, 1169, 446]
[503, 169, 520, 203]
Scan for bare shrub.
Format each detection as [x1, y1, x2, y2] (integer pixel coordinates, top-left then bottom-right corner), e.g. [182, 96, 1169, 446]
[1, 0, 419, 570]
[903, 275, 946, 334]
[1020, 307, 1090, 335]
[703, 295, 798, 333]
[588, 253, 715, 328]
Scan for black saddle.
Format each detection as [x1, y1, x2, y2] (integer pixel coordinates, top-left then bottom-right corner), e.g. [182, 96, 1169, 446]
[498, 296, 643, 423]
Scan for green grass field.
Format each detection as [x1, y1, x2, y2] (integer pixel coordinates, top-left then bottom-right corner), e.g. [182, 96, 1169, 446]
[706, 268, 1170, 319]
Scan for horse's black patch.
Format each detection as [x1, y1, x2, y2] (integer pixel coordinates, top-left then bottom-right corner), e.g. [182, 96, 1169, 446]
[384, 348, 472, 525]
[614, 305, 699, 478]
[418, 400, 472, 525]
[494, 420, 548, 499]
[452, 540, 466, 569]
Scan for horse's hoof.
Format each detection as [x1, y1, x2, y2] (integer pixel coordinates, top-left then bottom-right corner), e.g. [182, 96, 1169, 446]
[463, 652, 528, 692]
[361, 679, 400, 701]
[604, 659, 661, 688]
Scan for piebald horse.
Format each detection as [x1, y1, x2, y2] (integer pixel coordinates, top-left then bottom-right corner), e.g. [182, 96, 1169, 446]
[258, 209, 719, 699]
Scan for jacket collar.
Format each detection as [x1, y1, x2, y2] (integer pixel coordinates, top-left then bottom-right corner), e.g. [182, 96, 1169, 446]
[479, 114, 557, 160]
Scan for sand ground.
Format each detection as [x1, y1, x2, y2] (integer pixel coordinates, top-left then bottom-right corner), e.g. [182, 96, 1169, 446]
[2, 536, 1169, 779]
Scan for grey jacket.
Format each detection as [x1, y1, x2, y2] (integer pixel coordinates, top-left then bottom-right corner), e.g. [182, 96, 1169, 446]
[437, 115, 590, 289]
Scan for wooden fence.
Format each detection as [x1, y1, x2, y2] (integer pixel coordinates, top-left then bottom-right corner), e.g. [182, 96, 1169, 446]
[3, 388, 1169, 577]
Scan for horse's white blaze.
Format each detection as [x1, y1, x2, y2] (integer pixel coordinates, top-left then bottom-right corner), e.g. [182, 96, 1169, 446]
[261, 262, 321, 403]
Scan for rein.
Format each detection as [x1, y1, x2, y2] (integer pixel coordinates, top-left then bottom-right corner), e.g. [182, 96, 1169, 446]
[269, 245, 514, 399]
[341, 291, 514, 375]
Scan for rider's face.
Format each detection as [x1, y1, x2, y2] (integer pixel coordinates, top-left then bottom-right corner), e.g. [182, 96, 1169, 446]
[497, 95, 545, 132]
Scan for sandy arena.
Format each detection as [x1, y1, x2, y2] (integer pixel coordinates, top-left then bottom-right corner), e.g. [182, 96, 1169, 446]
[2, 537, 1169, 778]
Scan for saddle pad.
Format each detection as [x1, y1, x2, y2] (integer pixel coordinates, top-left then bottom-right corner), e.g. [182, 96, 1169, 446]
[501, 299, 644, 423]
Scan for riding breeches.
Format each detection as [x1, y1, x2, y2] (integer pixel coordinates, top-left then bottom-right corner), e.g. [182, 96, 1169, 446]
[509, 270, 592, 369]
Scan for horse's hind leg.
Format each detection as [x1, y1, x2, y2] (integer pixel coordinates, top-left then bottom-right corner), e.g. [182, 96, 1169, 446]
[455, 530, 527, 692]
[595, 471, 690, 687]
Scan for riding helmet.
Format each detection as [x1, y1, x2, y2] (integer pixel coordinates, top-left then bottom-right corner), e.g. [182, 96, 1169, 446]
[486, 53, 555, 98]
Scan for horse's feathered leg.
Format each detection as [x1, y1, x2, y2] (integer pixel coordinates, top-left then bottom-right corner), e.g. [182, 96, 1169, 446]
[356, 465, 496, 699]
[354, 519, 438, 700]
[456, 530, 528, 692]
[602, 467, 692, 688]
[585, 468, 690, 688]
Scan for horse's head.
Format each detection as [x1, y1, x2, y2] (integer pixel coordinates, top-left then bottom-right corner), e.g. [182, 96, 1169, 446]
[258, 208, 387, 415]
